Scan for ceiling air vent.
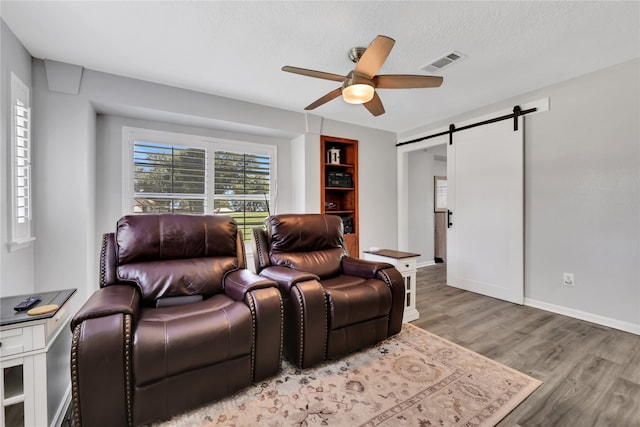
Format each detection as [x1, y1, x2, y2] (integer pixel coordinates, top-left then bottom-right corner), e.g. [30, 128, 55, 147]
[421, 51, 466, 73]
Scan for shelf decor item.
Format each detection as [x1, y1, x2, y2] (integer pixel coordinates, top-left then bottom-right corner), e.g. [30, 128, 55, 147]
[326, 147, 341, 164]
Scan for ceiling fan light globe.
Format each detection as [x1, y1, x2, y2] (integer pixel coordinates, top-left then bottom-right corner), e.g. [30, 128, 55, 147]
[342, 84, 375, 104]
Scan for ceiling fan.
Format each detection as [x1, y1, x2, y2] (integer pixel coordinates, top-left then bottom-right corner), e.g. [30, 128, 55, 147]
[282, 35, 443, 117]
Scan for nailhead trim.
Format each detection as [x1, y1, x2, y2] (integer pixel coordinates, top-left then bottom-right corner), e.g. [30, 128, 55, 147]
[246, 292, 257, 382]
[321, 289, 328, 361]
[378, 269, 396, 333]
[292, 285, 305, 368]
[378, 269, 392, 287]
[252, 229, 266, 269]
[99, 234, 108, 288]
[124, 314, 133, 426]
[71, 324, 82, 427]
[238, 231, 247, 269]
[278, 293, 284, 369]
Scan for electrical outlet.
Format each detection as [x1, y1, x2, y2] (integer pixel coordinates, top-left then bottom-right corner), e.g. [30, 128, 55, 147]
[563, 273, 575, 287]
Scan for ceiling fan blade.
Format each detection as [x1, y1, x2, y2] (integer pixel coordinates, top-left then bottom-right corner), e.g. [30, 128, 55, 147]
[282, 66, 345, 82]
[354, 35, 395, 79]
[363, 91, 385, 116]
[374, 74, 444, 89]
[305, 87, 343, 110]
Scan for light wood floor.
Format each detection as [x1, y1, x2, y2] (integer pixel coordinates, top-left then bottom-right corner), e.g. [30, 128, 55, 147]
[411, 263, 640, 427]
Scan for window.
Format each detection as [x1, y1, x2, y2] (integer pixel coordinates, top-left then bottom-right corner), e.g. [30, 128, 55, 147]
[133, 142, 207, 214]
[8, 73, 35, 250]
[124, 128, 276, 241]
[214, 151, 272, 241]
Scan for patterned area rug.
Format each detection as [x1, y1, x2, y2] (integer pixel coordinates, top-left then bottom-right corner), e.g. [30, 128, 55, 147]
[149, 323, 541, 427]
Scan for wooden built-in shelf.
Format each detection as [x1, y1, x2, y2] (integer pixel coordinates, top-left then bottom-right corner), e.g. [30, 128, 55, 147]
[325, 210, 355, 214]
[321, 135, 359, 256]
[323, 163, 355, 168]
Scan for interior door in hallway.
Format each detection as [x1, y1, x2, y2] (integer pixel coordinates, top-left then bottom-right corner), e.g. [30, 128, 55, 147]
[446, 117, 523, 304]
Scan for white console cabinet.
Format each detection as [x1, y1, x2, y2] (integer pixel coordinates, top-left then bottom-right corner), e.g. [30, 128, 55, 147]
[0, 289, 75, 427]
[362, 250, 420, 322]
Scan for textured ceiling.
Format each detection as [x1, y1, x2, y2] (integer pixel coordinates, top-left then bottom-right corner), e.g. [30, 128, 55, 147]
[1, 1, 639, 134]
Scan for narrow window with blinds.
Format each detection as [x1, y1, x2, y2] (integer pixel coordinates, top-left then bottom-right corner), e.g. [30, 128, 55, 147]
[214, 151, 271, 241]
[15, 100, 30, 224]
[133, 142, 206, 214]
[9, 73, 35, 250]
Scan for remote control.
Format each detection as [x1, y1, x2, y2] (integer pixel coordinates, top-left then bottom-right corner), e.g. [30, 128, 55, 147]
[14, 296, 41, 312]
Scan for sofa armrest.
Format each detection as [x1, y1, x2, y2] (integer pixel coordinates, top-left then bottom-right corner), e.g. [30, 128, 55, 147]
[224, 269, 278, 302]
[288, 280, 328, 369]
[225, 269, 283, 381]
[376, 267, 406, 336]
[259, 265, 320, 293]
[244, 286, 283, 381]
[71, 285, 140, 331]
[71, 285, 138, 427]
[341, 256, 394, 279]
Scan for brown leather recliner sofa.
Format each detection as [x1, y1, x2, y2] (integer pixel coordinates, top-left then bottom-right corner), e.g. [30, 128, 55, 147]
[252, 214, 405, 369]
[70, 214, 283, 426]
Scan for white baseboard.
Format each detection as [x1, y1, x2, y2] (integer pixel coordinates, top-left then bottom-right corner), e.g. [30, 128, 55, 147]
[524, 298, 640, 335]
[404, 307, 420, 322]
[417, 260, 436, 269]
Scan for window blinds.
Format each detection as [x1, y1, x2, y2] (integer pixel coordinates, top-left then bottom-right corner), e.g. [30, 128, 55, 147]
[131, 141, 272, 240]
[14, 99, 31, 224]
[133, 142, 207, 214]
[214, 151, 271, 240]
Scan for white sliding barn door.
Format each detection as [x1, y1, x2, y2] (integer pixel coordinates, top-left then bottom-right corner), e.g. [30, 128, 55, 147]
[447, 118, 524, 304]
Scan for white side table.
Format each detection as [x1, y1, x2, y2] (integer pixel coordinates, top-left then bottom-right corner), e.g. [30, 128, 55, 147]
[0, 289, 76, 427]
[362, 250, 420, 322]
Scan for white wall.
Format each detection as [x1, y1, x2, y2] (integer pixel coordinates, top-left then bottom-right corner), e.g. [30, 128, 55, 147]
[401, 58, 640, 333]
[1, 20, 34, 296]
[289, 134, 307, 214]
[31, 61, 96, 311]
[27, 57, 398, 304]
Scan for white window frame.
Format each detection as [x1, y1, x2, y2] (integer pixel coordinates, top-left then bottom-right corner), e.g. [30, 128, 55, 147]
[8, 73, 35, 251]
[122, 127, 277, 242]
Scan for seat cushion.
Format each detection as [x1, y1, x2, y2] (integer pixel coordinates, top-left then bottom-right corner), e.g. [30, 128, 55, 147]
[133, 294, 252, 386]
[321, 275, 392, 329]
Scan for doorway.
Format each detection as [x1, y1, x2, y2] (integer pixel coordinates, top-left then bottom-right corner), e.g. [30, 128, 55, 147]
[405, 145, 447, 267]
[434, 175, 447, 263]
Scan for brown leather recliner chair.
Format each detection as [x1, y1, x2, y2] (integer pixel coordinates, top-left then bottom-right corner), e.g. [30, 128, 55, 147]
[251, 214, 405, 369]
[70, 214, 283, 427]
